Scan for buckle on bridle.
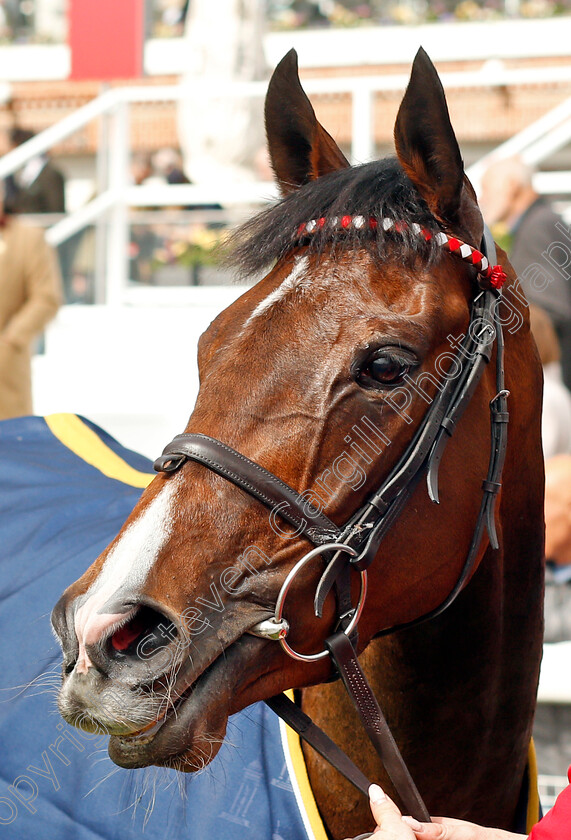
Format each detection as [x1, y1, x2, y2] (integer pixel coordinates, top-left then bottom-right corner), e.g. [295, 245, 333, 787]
[249, 543, 367, 663]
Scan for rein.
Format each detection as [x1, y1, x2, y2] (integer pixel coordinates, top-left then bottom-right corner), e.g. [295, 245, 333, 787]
[154, 223, 509, 823]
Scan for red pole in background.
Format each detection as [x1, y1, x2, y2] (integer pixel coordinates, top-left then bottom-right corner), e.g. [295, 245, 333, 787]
[69, 0, 144, 81]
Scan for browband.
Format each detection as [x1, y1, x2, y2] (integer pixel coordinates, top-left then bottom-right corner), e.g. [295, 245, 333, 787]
[295, 216, 508, 290]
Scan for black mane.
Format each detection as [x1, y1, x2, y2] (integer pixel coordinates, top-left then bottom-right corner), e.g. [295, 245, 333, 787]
[227, 157, 441, 277]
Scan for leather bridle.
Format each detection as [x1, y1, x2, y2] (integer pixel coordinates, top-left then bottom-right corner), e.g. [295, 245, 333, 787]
[153, 225, 509, 823]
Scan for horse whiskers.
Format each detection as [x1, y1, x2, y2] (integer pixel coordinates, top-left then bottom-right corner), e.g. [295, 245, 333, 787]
[140, 658, 194, 725]
[185, 731, 226, 775]
[108, 764, 189, 826]
[91, 752, 116, 767]
[14, 684, 60, 701]
[85, 764, 122, 797]
[141, 775, 157, 828]
[2, 665, 61, 700]
[157, 672, 179, 719]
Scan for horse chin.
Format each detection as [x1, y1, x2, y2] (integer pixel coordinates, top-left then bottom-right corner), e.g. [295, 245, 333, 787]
[107, 633, 273, 771]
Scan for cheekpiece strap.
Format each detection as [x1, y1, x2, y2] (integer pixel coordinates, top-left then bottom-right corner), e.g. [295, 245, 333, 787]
[154, 433, 340, 546]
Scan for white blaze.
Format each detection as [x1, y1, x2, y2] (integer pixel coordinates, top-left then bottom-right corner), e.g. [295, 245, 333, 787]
[241, 256, 310, 332]
[73, 476, 179, 673]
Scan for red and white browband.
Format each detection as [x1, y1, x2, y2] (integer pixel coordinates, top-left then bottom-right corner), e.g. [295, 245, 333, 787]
[295, 216, 507, 290]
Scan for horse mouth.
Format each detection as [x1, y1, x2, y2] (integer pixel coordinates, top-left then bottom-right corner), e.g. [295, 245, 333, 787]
[107, 631, 270, 770]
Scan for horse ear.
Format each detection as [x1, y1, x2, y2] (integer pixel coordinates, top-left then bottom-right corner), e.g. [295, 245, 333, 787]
[265, 49, 350, 196]
[394, 48, 472, 231]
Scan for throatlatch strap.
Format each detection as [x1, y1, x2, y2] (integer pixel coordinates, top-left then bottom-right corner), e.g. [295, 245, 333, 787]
[326, 632, 431, 823]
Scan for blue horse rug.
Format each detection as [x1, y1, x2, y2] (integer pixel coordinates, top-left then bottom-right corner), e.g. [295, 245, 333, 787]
[0, 414, 328, 840]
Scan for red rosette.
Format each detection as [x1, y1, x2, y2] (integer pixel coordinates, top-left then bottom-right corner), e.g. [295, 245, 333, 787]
[489, 265, 507, 290]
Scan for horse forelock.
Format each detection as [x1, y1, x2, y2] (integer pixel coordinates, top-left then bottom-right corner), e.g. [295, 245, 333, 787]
[227, 157, 442, 279]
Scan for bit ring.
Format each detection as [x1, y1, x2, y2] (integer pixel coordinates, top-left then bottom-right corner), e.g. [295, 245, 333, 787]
[274, 542, 367, 663]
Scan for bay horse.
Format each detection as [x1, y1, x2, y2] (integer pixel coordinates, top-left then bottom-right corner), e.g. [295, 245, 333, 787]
[51, 48, 544, 839]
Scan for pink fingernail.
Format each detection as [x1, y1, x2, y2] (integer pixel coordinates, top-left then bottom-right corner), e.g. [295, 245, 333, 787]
[403, 816, 423, 831]
[369, 784, 386, 803]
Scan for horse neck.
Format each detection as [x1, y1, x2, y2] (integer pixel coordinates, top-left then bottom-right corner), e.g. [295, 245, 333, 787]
[301, 538, 544, 839]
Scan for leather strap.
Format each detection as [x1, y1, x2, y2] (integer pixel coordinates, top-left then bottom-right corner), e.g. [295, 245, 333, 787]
[265, 693, 371, 796]
[426, 292, 495, 504]
[482, 304, 509, 549]
[314, 471, 423, 618]
[326, 631, 431, 822]
[154, 433, 340, 546]
[374, 304, 508, 638]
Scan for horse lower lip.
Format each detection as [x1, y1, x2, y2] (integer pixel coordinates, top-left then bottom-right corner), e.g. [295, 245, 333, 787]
[110, 672, 218, 766]
[118, 681, 197, 745]
[108, 634, 262, 769]
[118, 714, 169, 745]
[110, 647, 228, 763]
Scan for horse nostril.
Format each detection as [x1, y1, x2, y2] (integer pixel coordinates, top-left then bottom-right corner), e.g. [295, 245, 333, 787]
[110, 614, 147, 652]
[107, 605, 178, 662]
[52, 593, 80, 664]
[52, 592, 71, 642]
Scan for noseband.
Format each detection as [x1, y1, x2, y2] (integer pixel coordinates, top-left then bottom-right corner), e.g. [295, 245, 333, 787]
[154, 223, 509, 822]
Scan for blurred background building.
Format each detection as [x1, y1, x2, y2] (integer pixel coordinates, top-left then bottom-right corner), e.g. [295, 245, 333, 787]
[1, 1, 571, 215]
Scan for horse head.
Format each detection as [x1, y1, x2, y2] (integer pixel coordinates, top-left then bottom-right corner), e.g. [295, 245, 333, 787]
[52, 47, 543, 821]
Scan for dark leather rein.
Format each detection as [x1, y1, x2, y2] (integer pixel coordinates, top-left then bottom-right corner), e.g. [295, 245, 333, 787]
[153, 227, 509, 823]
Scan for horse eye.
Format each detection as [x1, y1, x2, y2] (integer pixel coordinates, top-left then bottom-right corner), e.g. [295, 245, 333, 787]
[356, 348, 416, 389]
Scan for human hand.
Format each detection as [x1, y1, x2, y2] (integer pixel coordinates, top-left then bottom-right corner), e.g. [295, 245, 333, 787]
[402, 816, 526, 840]
[345, 784, 417, 839]
[366, 783, 417, 838]
[351, 785, 526, 840]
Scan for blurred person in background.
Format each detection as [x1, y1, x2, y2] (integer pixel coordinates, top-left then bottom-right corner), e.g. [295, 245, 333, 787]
[528, 308, 571, 783]
[529, 303, 571, 460]
[152, 147, 190, 185]
[545, 455, 571, 569]
[527, 304, 571, 642]
[480, 157, 571, 390]
[0, 187, 62, 419]
[151, 145, 222, 212]
[4, 127, 65, 214]
[3, 127, 74, 298]
[131, 151, 155, 187]
[129, 151, 160, 284]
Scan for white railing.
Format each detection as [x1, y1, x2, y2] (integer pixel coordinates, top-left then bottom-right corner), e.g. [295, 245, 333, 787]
[2, 63, 571, 304]
[467, 93, 571, 188]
